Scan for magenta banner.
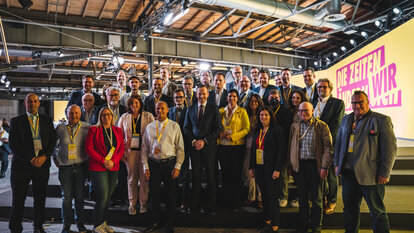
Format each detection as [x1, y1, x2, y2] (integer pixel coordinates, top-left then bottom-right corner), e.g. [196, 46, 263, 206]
[336, 45, 402, 111]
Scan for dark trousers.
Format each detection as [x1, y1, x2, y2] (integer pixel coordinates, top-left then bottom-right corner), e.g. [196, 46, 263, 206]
[341, 169, 390, 233]
[278, 161, 289, 200]
[148, 158, 176, 224]
[324, 164, 338, 204]
[217, 145, 244, 209]
[58, 163, 88, 225]
[0, 148, 8, 174]
[177, 151, 190, 206]
[90, 170, 118, 227]
[9, 161, 50, 232]
[255, 166, 280, 226]
[112, 161, 128, 202]
[294, 160, 323, 232]
[190, 148, 216, 211]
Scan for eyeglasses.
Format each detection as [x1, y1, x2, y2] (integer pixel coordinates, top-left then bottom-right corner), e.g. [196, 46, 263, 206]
[83, 99, 94, 102]
[351, 100, 367, 105]
[174, 96, 184, 99]
[298, 109, 311, 112]
[317, 86, 329, 89]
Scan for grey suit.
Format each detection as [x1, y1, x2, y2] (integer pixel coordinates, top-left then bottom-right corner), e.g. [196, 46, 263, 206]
[334, 110, 396, 233]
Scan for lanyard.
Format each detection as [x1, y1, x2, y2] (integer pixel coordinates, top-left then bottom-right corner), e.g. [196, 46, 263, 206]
[272, 105, 281, 117]
[67, 122, 81, 143]
[299, 121, 312, 141]
[132, 114, 141, 134]
[122, 86, 126, 95]
[283, 87, 291, 102]
[103, 126, 113, 147]
[156, 119, 168, 143]
[27, 114, 39, 138]
[155, 93, 162, 104]
[307, 85, 315, 101]
[109, 105, 119, 123]
[258, 127, 268, 149]
[185, 92, 193, 107]
[0, 130, 5, 138]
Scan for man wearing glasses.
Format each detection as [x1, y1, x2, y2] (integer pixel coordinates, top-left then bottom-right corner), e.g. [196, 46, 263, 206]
[334, 90, 396, 233]
[182, 76, 197, 107]
[226, 66, 243, 92]
[313, 79, 345, 214]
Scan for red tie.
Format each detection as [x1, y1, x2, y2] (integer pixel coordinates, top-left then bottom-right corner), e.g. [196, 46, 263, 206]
[198, 105, 204, 125]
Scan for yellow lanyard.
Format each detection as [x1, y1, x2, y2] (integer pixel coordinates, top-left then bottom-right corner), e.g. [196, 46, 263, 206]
[155, 93, 162, 104]
[308, 85, 315, 101]
[132, 115, 141, 134]
[122, 86, 126, 95]
[108, 105, 119, 123]
[258, 127, 268, 149]
[156, 119, 168, 143]
[103, 126, 113, 147]
[272, 105, 281, 117]
[27, 114, 39, 138]
[0, 130, 5, 138]
[185, 92, 193, 107]
[283, 87, 291, 102]
[67, 122, 81, 143]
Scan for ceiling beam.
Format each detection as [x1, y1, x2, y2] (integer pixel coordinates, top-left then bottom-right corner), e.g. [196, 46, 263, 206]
[179, 10, 202, 30]
[82, 0, 90, 17]
[47, 0, 51, 13]
[112, 0, 127, 23]
[218, 17, 243, 35]
[192, 12, 215, 31]
[99, 0, 109, 19]
[253, 23, 281, 41]
[200, 8, 236, 38]
[129, 0, 144, 23]
[65, 0, 71, 15]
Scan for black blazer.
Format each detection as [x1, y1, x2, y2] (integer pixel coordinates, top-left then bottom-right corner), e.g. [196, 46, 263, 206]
[252, 85, 278, 105]
[207, 89, 228, 109]
[302, 86, 319, 106]
[249, 125, 285, 172]
[274, 106, 293, 141]
[143, 94, 173, 117]
[9, 114, 56, 168]
[278, 84, 301, 105]
[168, 106, 187, 130]
[183, 102, 223, 154]
[65, 90, 103, 113]
[317, 96, 345, 144]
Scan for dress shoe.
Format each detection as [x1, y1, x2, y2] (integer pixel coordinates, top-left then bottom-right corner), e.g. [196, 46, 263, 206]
[77, 222, 88, 233]
[324, 202, 336, 214]
[33, 227, 47, 233]
[145, 222, 160, 232]
[243, 199, 254, 206]
[257, 201, 263, 209]
[61, 224, 71, 233]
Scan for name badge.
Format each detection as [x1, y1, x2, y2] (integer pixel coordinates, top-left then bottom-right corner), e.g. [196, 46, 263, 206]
[152, 142, 162, 156]
[131, 133, 140, 149]
[256, 149, 264, 165]
[68, 144, 77, 160]
[105, 146, 116, 160]
[33, 138, 42, 157]
[348, 135, 354, 153]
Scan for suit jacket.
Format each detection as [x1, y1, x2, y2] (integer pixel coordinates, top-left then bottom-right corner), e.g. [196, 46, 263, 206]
[288, 117, 333, 173]
[85, 125, 125, 172]
[168, 106, 187, 130]
[185, 91, 198, 108]
[143, 94, 173, 117]
[183, 102, 223, 154]
[118, 111, 155, 158]
[252, 85, 278, 105]
[226, 81, 237, 91]
[317, 96, 345, 144]
[238, 89, 256, 108]
[207, 89, 228, 109]
[249, 125, 285, 173]
[279, 84, 301, 105]
[9, 114, 56, 168]
[334, 111, 397, 185]
[162, 81, 178, 97]
[273, 105, 293, 141]
[66, 90, 103, 113]
[302, 85, 319, 106]
[80, 106, 99, 125]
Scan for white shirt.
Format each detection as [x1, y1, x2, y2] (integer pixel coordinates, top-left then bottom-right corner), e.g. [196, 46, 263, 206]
[314, 96, 330, 118]
[0, 127, 9, 147]
[259, 87, 266, 98]
[215, 89, 223, 106]
[306, 83, 316, 102]
[141, 119, 185, 171]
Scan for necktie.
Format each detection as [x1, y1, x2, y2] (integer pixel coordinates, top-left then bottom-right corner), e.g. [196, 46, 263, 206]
[198, 105, 204, 125]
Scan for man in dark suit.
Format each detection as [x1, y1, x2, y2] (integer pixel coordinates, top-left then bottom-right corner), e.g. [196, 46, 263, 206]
[302, 67, 319, 106]
[144, 78, 173, 117]
[184, 85, 223, 215]
[252, 69, 277, 106]
[226, 66, 243, 92]
[313, 78, 345, 214]
[279, 68, 301, 106]
[65, 75, 103, 113]
[238, 76, 256, 108]
[80, 93, 98, 125]
[334, 90, 396, 233]
[207, 72, 228, 109]
[9, 93, 56, 233]
[182, 76, 198, 108]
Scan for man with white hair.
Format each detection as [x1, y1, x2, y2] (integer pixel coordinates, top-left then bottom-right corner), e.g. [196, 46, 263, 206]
[200, 70, 215, 92]
[226, 66, 243, 92]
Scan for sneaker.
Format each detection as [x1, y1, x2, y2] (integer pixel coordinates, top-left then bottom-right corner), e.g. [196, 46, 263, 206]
[140, 204, 148, 213]
[102, 221, 114, 233]
[279, 199, 288, 208]
[324, 202, 336, 214]
[93, 224, 107, 233]
[128, 204, 137, 215]
[290, 199, 299, 208]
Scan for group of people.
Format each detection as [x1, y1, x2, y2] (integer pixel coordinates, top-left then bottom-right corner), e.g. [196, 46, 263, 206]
[7, 65, 397, 233]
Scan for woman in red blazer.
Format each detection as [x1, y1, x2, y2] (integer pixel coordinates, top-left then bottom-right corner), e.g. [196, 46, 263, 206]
[86, 107, 124, 233]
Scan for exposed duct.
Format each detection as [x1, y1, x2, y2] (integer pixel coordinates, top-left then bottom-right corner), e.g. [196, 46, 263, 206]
[315, 0, 346, 21]
[191, 0, 347, 29]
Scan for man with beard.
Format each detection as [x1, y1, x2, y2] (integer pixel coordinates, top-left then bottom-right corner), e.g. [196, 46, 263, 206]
[144, 78, 173, 117]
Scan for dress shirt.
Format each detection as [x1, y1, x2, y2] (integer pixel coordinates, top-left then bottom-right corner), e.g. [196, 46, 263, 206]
[0, 127, 9, 147]
[141, 119, 185, 171]
[305, 83, 316, 102]
[26, 112, 40, 138]
[239, 90, 250, 104]
[314, 96, 330, 118]
[215, 89, 224, 106]
[185, 92, 195, 107]
[259, 87, 266, 98]
[109, 104, 121, 125]
[55, 121, 90, 165]
[176, 105, 185, 123]
[299, 118, 315, 160]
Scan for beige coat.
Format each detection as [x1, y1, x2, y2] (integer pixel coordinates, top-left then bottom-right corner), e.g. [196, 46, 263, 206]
[288, 117, 333, 173]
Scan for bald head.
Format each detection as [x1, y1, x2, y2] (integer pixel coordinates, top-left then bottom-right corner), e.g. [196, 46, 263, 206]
[25, 93, 40, 114]
[155, 101, 169, 121]
[298, 101, 314, 123]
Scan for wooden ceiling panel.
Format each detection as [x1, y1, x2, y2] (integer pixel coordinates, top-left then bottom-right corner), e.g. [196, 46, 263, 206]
[193, 12, 223, 32]
[67, 0, 86, 16]
[170, 8, 198, 29]
[116, 0, 138, 21]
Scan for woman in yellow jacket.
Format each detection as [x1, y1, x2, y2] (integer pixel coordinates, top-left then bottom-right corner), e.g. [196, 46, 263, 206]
[218, 89, 250, 210]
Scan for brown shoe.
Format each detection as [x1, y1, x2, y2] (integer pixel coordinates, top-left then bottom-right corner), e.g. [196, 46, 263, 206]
[324, 202, 336, 214]
[258, 201, 263, 209]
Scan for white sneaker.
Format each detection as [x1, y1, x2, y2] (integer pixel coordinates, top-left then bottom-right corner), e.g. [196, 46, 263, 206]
[93, 224, 107, 233]
[128, 205, 137, 215]
[290, 199, 299, 208]
[279, 199, 288, 208]
[140, 204, 148, 213]
[102, 221, 114, 233]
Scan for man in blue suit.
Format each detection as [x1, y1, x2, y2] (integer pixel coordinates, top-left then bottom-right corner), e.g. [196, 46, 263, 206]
[184, 85, 223, 215]
[207, 72, 228, 109]
[279, 68, 301, 106]
[334, 90, 396, 233]
[252, 69, 277, 106]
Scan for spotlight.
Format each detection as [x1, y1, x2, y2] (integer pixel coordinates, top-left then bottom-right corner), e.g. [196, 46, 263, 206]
[341, 46, 347, 53]
[298, 65, 303, 69]
[393, 7, 402, 16]
[11, 87, 17, 92]
[333, 52, 338, 57]
[326, 57, 331, 62]
[361, 31, 368, 39]
[57, 51, 64, 57]
[5, 80, 10, 88]
[350, 39, 357, 46]
[313, 61, 319, 67]
[181, 59, 189, 67]
[1, 74, 6, 84]
[31, 50, 42, 59]
[375, 20, 384, 29]
[163, 13, 174, 25]
[132, 39, 137, 51]
[198, 62, 210, 71]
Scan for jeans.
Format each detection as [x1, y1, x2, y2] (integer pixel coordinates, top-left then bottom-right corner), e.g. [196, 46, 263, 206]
[341, 169, 390, 233]
[90, 170, 118, 227]
[58, 163, 88, 225]
[324, 164, 338, 204]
